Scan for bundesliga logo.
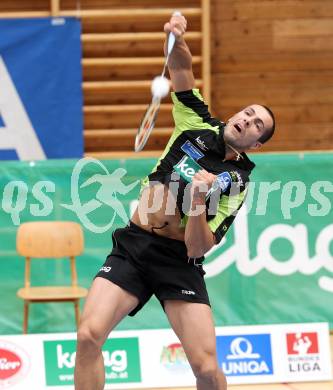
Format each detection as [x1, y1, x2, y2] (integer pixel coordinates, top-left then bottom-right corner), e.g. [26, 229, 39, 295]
[286, 332, 319, 355]
[286, 333, 321, 374]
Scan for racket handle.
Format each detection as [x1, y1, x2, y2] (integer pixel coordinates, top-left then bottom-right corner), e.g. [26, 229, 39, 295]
[167, 11, 182, 55]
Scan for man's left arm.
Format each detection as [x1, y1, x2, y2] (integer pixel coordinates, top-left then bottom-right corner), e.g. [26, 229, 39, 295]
[185, 170, 216, 258]
[185, 169, 248, 257]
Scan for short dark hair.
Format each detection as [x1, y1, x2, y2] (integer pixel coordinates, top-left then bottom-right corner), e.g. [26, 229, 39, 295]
[258, 105, 275, 144]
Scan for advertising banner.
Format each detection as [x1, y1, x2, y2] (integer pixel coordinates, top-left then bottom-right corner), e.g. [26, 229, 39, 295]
[0, 18, 83, 160]
[0, 153, 332, 334]
[214, 323, 332, 385]
[43, 337, 141, 386]
[0, 323, 330, 389]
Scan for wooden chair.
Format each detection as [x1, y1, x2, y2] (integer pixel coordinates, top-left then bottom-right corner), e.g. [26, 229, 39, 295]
[16, 221, 88, 334]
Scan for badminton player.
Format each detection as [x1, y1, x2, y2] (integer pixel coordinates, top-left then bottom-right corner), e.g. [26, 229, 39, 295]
[74, 13, 275, 390]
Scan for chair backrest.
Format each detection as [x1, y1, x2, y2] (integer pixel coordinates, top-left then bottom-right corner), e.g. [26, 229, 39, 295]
[17, 221, 84, 258]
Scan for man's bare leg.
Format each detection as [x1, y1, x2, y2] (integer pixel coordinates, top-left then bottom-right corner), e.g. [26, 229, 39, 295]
[74, 277, 139, 390]
[165, 300, 227, 390]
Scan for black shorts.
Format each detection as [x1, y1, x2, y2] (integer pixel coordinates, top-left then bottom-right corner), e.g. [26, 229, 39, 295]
[95, 221, 210, 316]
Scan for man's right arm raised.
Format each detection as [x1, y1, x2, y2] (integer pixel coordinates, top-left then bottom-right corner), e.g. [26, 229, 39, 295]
[164, 14, 195, 92]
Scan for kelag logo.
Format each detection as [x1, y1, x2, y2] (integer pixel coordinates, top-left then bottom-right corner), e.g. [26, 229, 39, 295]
[216, 334, 273, 376]
[43, 338, 141, 386]
[173, 155, 202, 182]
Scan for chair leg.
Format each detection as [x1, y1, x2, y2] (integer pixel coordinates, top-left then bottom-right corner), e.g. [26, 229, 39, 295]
[23, 302, 29, 334]
[74, 300, 80, 328]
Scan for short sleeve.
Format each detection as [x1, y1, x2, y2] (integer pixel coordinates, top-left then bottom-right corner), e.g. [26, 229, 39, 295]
[208, 186, 248, 244]
[172, 89, 222, 135]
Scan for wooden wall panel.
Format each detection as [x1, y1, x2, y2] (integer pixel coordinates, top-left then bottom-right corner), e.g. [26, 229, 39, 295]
[274, 19, 333, 51]
[219, 105, 333, 125]
[0, 0, 332, 153]
[214, 1, 333, 21]
[211, 0, 333, 151]
[0, 1, 48, 12]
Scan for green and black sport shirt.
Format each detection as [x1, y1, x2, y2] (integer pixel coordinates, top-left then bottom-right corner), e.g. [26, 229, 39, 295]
[142, 89, 255, 244]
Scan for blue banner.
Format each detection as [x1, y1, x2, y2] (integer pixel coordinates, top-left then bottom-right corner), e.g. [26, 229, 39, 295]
[216, 334, 273, 377]
[0, 18, 83, 160]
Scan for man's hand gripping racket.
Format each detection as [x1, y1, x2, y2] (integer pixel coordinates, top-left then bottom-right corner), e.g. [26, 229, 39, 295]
[134, 11, 183, 152]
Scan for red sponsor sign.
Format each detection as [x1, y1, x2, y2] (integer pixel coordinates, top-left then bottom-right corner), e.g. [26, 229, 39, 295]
[286, 333, 319, 355]
[0, 341, 29, 388]
[0, 348, 22, 380]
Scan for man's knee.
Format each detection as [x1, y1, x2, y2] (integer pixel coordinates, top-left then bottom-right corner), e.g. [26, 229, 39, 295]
[77, 322, 104, 352]
[191, 352, 220, 384]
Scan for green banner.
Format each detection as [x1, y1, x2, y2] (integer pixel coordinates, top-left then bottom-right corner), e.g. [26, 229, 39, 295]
[0, 153, 332, 334]
[43, 337, 141, 385]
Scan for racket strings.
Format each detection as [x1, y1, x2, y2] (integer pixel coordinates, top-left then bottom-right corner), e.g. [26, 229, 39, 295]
[135, 22, 179, 152]
[135, 101, 160, 151]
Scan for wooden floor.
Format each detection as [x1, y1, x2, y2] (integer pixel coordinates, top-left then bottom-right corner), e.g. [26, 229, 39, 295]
[147, 337, 333, 390]
[155, 379, 333, 390]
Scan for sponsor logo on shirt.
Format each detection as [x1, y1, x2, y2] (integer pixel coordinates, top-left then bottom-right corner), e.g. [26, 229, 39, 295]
[195, 136, 209, 151]
[181, 289, 196, 295]
[216, 172, 232, 192]
[181, 140, 204, 161]
[229, 171, 244, 187]
[173, 155, 202, 182]
[100, 266, 112, 273]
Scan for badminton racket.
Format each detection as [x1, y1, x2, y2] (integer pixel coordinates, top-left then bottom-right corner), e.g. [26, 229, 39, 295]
[134, 11, 182, 152]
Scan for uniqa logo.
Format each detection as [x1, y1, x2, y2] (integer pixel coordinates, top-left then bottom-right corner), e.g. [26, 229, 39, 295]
[227, 337, 260, 359]
[222, 337, 269, 375]
[0, 341, 29, 388]
[204, 206, 333, 293]
[216, 172, 232, 192]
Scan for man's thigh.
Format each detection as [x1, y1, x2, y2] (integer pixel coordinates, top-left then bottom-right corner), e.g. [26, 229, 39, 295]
[79, 277, 139, 344]
[164, 300, 217, 368]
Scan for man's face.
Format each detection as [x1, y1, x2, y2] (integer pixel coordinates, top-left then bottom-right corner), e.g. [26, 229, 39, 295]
[223, 104, 274, 151]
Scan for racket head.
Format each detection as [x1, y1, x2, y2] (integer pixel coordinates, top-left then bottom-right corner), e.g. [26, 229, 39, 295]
[135, 98, 161, 152]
